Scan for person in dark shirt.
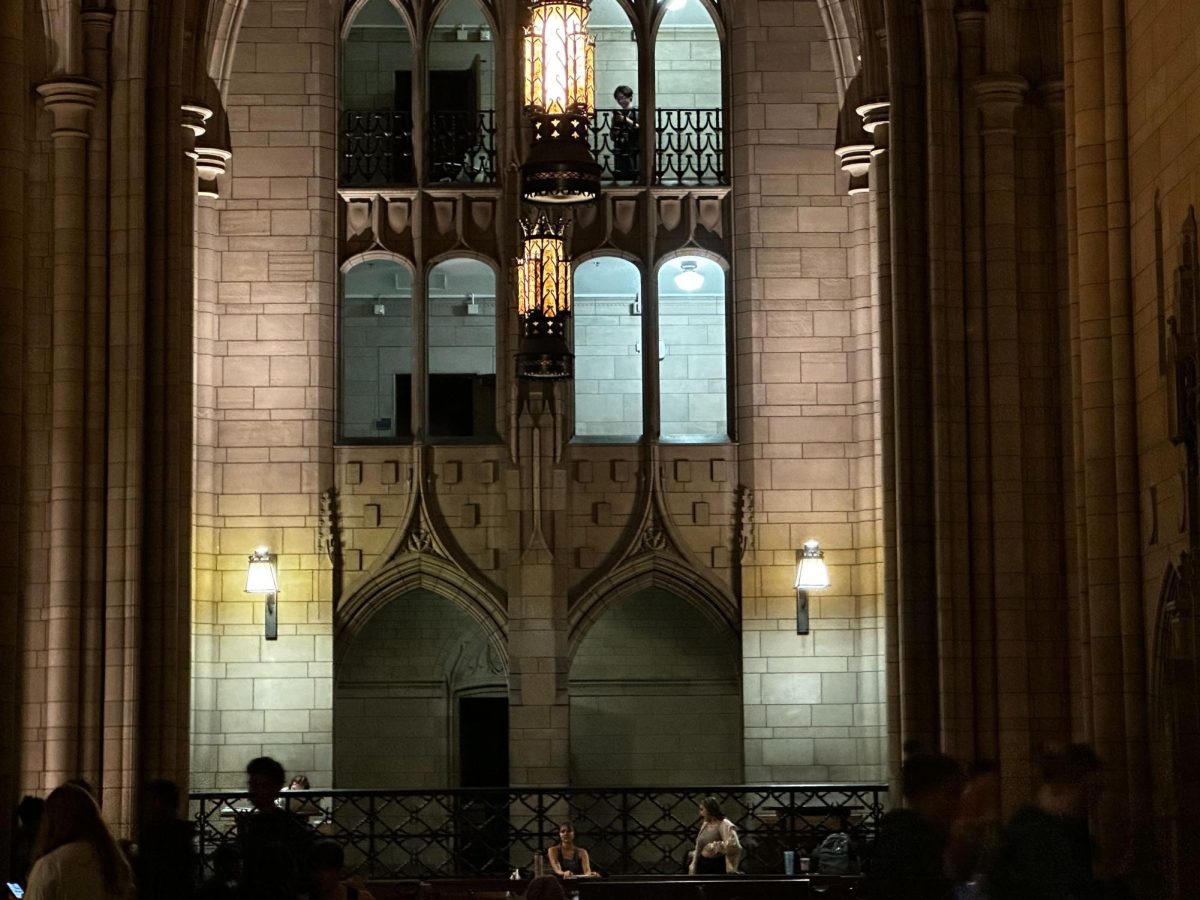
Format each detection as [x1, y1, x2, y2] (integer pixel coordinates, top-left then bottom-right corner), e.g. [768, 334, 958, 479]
[610, 85, 640, 180]
[988, 743, 1103, 900]
[236, 757, 315, 900]
[868, 751, 963, 899]
[135, 779, 194, 900]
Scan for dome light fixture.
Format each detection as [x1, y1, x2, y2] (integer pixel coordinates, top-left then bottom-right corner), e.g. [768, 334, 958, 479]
[664, 0, 687, 11]
[674, 260, 704, 292]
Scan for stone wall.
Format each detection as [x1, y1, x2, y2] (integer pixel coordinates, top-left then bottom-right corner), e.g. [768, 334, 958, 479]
[191, 0, 338, 790]
[730, 0, 886, 782]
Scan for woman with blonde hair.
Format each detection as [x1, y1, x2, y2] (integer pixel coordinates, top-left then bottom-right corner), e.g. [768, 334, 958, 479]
[26, 782, 134, 900]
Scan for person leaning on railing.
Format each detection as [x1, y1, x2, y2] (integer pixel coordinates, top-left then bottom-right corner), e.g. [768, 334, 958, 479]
[687, 797, 742, 875]
[547, 821, 598, 879]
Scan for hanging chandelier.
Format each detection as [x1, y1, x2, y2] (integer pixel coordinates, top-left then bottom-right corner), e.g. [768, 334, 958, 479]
[516, 215, 573, 379]
[521, 0, 601, 203]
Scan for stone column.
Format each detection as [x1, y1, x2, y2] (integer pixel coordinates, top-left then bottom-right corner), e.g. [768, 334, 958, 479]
[0, 0, 25, 865]
[35, 77, 100, 789]
[973, 73, 1032, 796]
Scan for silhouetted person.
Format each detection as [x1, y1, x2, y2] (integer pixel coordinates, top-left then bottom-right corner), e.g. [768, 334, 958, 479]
[989, 744, 1104, 900]
[197, 844, 240, 900]
[136, 778, 193, 900]
[26, 783, 134, 900]
[525, 875, 567, 900]
[868, 752, 963, 898]
[236, 757, 314, 900]
[610, 85, 639, 180]
[10, 795, 44, 884]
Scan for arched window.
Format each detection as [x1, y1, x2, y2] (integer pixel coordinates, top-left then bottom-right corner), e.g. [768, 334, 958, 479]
[588, 0, 640, 184]
[341, 0, 414, 184]
[427, 0, 497, 183]
[657, 255, 727, 440]
[427, 258, 497, 439]
[573, 256, 643, 438]
[341, 257, 414, 441]
[653, 0, 723, 184]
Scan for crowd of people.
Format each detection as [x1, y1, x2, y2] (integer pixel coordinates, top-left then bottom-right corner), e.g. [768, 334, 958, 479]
[4, 744, 1144, 900]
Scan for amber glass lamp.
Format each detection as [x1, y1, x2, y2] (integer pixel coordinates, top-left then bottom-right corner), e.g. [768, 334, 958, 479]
[521, 0, 601, 203]
[516, 216, 573, 379]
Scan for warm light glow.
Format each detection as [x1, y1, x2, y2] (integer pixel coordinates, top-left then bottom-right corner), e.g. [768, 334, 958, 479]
[245, 549, 279, 593]
[517, 217, 572, 319]
[795, 539, 830, 590]
[664, 0, 687, 10]
[524, 0, 595, 115]
[674, 260, 704, 292]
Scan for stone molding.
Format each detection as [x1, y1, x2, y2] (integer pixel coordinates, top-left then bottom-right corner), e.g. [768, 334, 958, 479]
[35, 78, 100, 138]
[972, 74, 1030, 133]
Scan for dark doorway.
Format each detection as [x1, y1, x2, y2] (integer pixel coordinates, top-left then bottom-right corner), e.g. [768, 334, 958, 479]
[459, 696, 508, 787]
[429, 68, 480, 182]
[457, 696, 509, 874]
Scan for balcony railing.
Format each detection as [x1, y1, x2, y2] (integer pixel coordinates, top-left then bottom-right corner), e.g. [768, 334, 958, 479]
[342, 109, 415, 185]
[654, 107, 724, 186]
[342, 107, 726, 189]
[588, 108, 726, 186]
[428, 110, 497, 184]
[191, 783, 886, 881]
[341, 109, 497, 187]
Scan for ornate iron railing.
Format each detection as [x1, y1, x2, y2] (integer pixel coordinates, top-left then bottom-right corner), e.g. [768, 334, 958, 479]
[191, 784, 886, 881]
[428, 110, 497, 184]
[654, 107, 725, 186]
[342, 109, 415, 185]
[590, 108, 642, 184]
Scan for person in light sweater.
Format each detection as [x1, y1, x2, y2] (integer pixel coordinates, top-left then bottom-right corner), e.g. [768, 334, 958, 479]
[687, 796, 742, 875]
[26, 782, 133, 900]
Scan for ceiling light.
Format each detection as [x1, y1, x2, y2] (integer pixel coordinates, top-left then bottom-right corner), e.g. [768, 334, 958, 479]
[674, 260, 704, 292]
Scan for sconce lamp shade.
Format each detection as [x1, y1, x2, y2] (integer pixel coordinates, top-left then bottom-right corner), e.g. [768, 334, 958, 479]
[795, 539, 830, 590]
[516, 215, 573, 379]
[245, 548, 279, 593]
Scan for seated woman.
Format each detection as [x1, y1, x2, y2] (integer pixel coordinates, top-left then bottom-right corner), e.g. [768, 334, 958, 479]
[547, 821, 597, 879]
[687, 797, 742, 875]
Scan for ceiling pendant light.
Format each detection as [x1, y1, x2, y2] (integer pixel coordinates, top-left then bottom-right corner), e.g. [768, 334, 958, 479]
[674, 260, 704, 292]
[516, 215, 574, 379]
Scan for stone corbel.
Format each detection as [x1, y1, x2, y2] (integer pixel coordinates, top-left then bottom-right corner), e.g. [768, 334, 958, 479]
[182, 102, 232, 197]
[834, 144, 873, 195]
[972, 74, 1030, 134]
[37, 78, 100, 138]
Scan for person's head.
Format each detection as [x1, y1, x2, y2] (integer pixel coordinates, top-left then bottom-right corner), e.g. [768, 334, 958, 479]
[1036, 743, 1103, 818]
[16, 795, 44, 832]
[211, 843, 241, 881]
[309, 839, 346, 894]
[900, 753, 964, 827]
[614, 85, 634, 108]
[526, 874, 567, 900]
[557, 820, 576, 843]
[65, 777, 96, 798]
[143, 778, 181, 823]
[246, 756, 286, 810]
[35, 783, 132, 895]
[699, 797, 724, 822]
[288, 774, 311, 791]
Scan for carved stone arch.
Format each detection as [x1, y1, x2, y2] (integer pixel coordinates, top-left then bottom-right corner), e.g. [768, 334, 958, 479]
[335, 553, 508, 665]
[428, 0, 499, 43]
[815, 0, 862, 100]
[341, 248, 416, 274]
[342, 0, 417, 41]
[568, 552, 738, 659]
[649, 0, 728, 44]
[39, 0, 81, 76]
[654, 245, 728, 273]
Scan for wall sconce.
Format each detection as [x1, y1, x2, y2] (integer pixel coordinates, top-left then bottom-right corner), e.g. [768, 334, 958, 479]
[245, 546, 280, 641]
[521, 0, 601, 203]
[516, 214, 573, 379]
[794, 539, 830, 635]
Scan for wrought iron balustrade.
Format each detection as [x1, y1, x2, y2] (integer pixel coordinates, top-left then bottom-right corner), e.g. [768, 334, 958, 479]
[191, 783, 886, 881]
[654, 108, 725, 186]
[342, 109, 415, 185]
[428, 110, 497, 184]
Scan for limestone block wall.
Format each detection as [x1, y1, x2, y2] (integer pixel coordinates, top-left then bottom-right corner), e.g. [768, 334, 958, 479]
[191, 0, 339, 790]
[573, 295, 644, 437]
[654, 26, 722, 109]
[730, 0, 886, 782]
